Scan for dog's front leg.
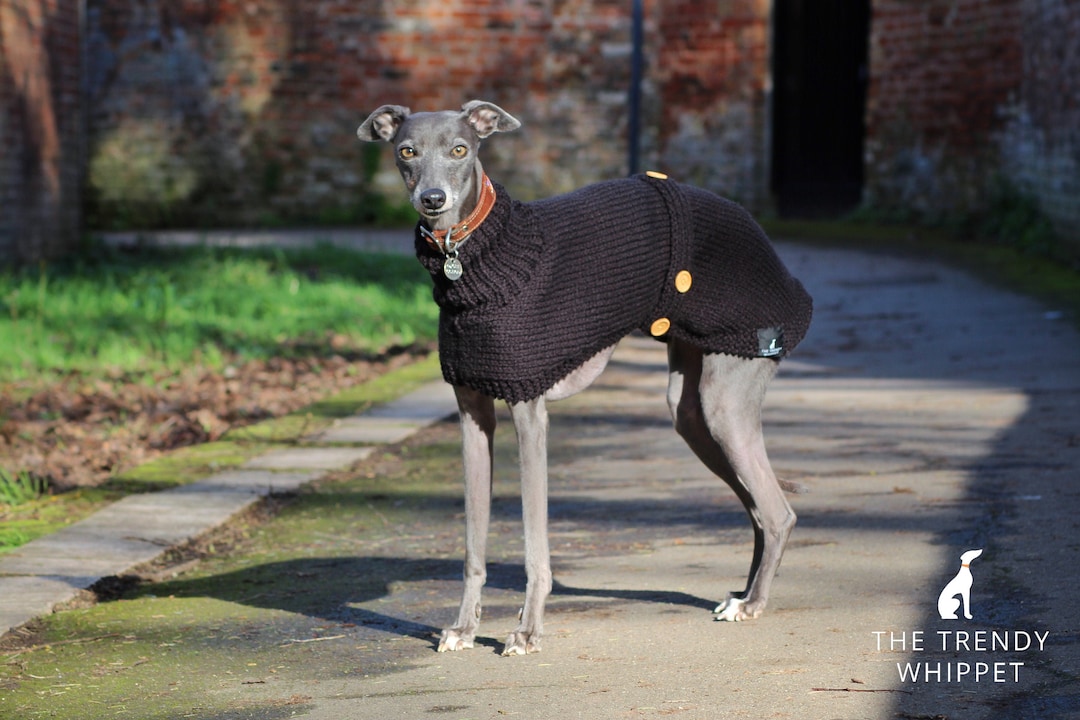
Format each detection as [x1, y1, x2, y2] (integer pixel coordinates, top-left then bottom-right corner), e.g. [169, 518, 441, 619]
[503, 397, 552, 655]
[438, 386, 496, 652]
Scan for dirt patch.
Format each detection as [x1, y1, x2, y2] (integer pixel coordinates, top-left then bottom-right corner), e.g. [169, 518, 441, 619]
[0, 344, 433, 491]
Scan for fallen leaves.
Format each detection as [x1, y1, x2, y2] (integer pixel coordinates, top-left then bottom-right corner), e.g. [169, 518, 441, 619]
[0, 347, 429, 490]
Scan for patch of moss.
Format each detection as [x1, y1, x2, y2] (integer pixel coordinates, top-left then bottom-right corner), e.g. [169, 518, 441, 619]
[0, 488, 123, 554]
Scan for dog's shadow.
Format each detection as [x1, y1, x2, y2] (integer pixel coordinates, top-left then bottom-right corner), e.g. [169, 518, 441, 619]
[143, 556, 715, 651]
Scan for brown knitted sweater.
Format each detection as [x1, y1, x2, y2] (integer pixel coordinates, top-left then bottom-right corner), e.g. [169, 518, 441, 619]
[415, 173, 813, 404]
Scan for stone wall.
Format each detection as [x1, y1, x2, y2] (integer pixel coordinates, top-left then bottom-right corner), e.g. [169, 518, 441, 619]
[1000, 0, 1080, 247]
[6, 0, 1075, 250]
[654, 0, 770, 206]
[865, 0, 1023, 221]
[82, 0, 771, 229]
[0, 0, 83, 264]
[865, 0, 1079, 250]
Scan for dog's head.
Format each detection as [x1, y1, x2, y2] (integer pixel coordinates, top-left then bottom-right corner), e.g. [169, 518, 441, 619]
[959, 548, 983, 564]
[358, 100, 520, 227]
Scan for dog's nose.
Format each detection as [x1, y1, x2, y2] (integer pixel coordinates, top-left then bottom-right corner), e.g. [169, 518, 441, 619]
[420, 189, 447, 211]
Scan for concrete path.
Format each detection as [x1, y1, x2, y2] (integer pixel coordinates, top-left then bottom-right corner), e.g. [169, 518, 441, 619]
[263, 244, 1080, 719]
[4, 239, 1080, 719]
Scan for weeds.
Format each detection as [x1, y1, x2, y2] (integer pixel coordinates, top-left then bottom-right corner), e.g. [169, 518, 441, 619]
[0, 527, 30, 548]
[979, 179, 1060, 259]
[848, 176, 1071, 265]
[0, 469, 46, 507]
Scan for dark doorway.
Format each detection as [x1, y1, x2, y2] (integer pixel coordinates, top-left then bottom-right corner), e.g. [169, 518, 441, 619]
[771, 0, 871, 217]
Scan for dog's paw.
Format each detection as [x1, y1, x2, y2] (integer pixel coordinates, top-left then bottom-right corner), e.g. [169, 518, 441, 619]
[501, 631, 541, 656]
[714, 597, 747, 622]
[437, 629, 475, 652]
[714, 595, 763, 622]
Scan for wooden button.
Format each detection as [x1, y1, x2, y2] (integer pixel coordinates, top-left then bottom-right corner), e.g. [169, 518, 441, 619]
[650, 317, 671, 336]
[675, 270, 693, 293]
[645, 170, 668, 180]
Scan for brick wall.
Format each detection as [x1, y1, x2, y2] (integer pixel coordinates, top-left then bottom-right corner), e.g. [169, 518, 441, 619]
[0, 0, 83, 264]
[864, 0, 1023, 221]
[82, 0, 772, 228]
[13, 0, 1072, 245]
[864, 0, 1079, 250]
[84, 0, 612, 226]
[654, 0, 770, 206]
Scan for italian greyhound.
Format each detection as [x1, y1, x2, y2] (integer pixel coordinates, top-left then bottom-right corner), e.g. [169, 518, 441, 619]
[358, 100, 805, 656]
[938, 548, 983, 620]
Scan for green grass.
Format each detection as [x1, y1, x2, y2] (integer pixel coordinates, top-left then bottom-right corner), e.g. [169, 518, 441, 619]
[0, 469, 46, 507]
[0, 242, 438, 383]
[0, 242, 440, 551]
[0, 470, 49, 548]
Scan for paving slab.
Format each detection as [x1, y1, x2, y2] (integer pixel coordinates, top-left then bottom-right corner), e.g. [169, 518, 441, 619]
[311, 380, 458, 444]
[243, 447, 376, 471]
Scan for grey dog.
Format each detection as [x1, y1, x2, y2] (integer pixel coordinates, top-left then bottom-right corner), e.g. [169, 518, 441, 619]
[358, 100, 813, 656]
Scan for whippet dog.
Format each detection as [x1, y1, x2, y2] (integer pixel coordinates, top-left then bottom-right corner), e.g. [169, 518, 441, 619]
[358, 100, 811, 656]
[938, 549, 983, 620]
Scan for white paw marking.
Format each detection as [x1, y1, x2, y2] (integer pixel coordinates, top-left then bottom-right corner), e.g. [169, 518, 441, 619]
[714, 597, 746, 622]
[501, 631, 538, 656]
[437, 634, 474, 652]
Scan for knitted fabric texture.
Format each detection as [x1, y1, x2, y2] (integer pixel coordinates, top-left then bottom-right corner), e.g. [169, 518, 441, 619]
[415, 173, 813, 404]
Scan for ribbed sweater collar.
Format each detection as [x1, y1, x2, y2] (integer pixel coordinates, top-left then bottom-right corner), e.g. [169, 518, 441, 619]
[414, 181, 543, 312]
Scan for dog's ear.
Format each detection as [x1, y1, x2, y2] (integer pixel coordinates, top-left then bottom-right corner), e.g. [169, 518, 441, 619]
[462, 100, 521, 138]
[357, 105, 411, 142]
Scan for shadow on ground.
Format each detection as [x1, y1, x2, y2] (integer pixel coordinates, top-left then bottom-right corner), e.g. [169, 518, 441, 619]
[142, 555, 716, 654]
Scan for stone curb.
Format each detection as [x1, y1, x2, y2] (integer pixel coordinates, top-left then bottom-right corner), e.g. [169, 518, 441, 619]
[0, 378, 458, 638]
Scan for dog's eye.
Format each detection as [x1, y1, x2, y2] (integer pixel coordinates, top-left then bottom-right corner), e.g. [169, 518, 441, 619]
[399, 146, 416, 159]
[451, 145, 468, 159]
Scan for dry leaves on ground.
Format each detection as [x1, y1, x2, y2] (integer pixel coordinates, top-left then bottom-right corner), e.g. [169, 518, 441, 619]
[0, 347, 430, 491]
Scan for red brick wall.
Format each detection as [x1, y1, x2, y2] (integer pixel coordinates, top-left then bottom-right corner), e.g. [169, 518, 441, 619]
[0, 0, 82, 263]
[865, 0, 1024, 220]
[5, 0, 1077, 247]
[82, 0, 773, 228]
[864, 0, 1080, 250]
[655, 0, 770, 205]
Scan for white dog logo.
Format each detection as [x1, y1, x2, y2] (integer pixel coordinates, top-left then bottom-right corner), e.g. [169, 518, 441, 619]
[937, 549, 983, 620]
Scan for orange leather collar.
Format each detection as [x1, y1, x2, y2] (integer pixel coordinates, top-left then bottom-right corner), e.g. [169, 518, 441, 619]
[420, 175, 496, 254]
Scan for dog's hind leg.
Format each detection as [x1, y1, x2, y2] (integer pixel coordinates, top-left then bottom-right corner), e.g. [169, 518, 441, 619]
[502, 396, 552, 655]
[667, 340, 796, 621]
[439, 386, 496, 652]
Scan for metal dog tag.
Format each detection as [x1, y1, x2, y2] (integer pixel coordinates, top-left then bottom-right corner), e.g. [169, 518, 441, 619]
[443, 255, 463, 281]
